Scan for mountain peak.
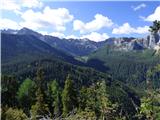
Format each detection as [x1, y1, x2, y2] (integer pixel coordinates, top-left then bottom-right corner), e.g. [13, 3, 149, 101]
[17, 27, 42, 36]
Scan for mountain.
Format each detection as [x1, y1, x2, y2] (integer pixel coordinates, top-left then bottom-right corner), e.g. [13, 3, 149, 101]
[1, 32, 84, 66]
[102, 37, 144, 51]
[2, 28, 160, 57]
[2, 28, 103, 56]
[1, 28, 109, 84]
[42, 36, 103, 56]
[99, 33, 160, 51]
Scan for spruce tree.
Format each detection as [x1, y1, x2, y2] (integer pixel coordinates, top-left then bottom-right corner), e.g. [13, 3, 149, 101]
[30, 68, 49, 119]
[49, 80, 62, 117]
[97, 80, 113, 120]
[62, 74, 78, 116]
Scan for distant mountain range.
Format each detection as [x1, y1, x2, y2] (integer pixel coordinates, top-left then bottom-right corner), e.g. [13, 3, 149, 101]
[2, 27, 160, 57]
[2, 28, 103, 56]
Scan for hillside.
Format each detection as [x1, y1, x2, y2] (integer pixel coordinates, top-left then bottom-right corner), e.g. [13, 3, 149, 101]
[86, 45, 160, 89]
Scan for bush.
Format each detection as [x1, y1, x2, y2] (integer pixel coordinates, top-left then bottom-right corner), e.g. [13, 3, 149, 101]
[5, 108, 28, 120]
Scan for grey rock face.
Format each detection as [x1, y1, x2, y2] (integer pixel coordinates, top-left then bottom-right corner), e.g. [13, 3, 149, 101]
[146, 32, 160, 48]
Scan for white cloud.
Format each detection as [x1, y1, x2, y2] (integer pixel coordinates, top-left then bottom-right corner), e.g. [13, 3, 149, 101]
[112, 23, 134, 34]
[19, 9, 43, 30]
[132, 3, 146, 11]
[135, 26, 149, 34]
[112, 23, 149, 34]
[49, 32, 65, 38]
[0, 0, 43, 12]
[0, 18, 21, 30]
[37, 31, 65, 38]
[46, 31, 109, 42]
[20, 6, 74, 31]
[141, 6, 160, 21]
[38, 31, 48, 35]
[73, 14, 113, 33]
[39, 31, 79, 40]
[81, 32, 109, 42]
[22, 0, 43, 8]
[0, 0, 21, 14]
[20, 21, 43, 31]
[66, 35, 79, 39]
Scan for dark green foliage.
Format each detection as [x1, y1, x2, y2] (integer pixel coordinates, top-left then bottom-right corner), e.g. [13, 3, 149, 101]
[17, 78, 36, 113]
[149, 20, 160, 33]
[1, 72, 143, 119]
[78, 80, 140, 120]
[30, 68, 50, 119]
[2, 58, 108, 88]
[87, 47, 160, 89]
[107, 82, 140, 119]
[1, 75, 19, 107]
[62, 75, 78, 116]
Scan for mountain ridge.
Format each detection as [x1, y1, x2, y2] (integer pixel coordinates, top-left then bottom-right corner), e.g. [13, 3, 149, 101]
[2, 27, 160, 56]
[1, 32, 85, 67]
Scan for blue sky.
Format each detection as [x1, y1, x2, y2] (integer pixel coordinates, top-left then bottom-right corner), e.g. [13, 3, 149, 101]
[1, 0, 160, 42]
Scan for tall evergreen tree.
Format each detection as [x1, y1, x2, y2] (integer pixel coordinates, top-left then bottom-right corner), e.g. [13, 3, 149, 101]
[1, 75, 19, 107]
[49, 80, 62, 117]
[62, 74, 78, 116]
[17, 78, 36, 114]
[30, 68, 49, 119]
[97, 80, 114, 120]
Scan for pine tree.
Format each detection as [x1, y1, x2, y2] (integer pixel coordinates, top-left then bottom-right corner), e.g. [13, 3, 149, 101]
[149, 20, 160, 33]
[49, 80, 62, 117]
[30, 68, 49, 119]
[97, 80, 113, 120]
[1, 75, 19, 107]
[62, 74, 78, 116]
